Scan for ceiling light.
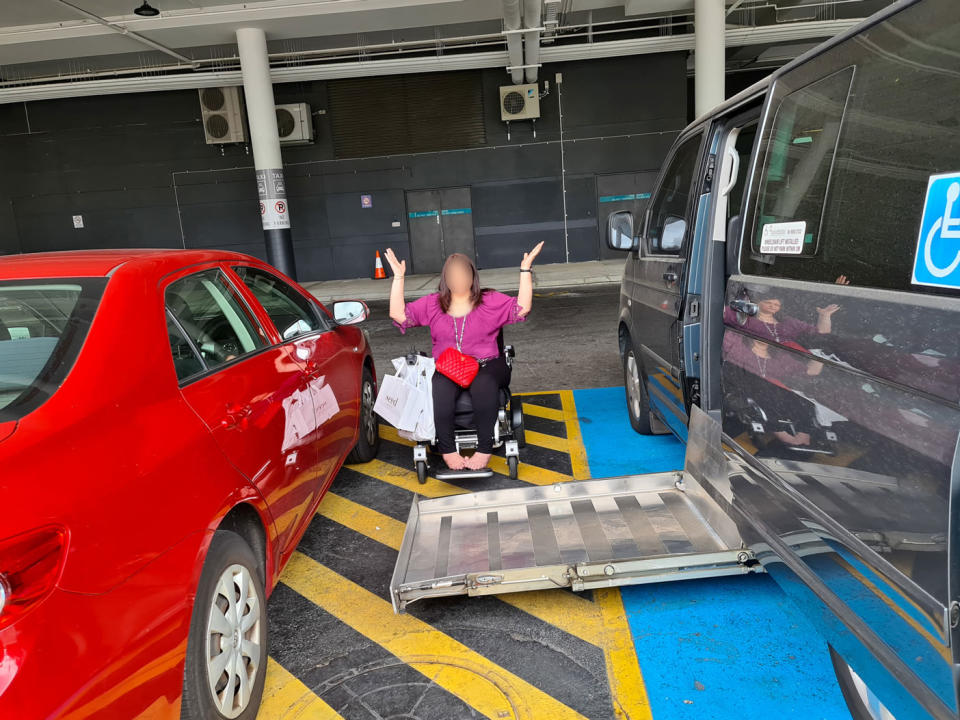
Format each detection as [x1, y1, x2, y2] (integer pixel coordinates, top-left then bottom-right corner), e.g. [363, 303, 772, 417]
[133, 2, 160, 17]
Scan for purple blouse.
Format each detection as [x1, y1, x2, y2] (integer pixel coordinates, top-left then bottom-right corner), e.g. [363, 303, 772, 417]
[394, 291, 526, 360]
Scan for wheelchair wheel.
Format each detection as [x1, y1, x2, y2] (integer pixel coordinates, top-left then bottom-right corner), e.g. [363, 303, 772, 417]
[416, 460, 428, 485]
[511, 402, 526, 448]
[507, 455, 519, 480]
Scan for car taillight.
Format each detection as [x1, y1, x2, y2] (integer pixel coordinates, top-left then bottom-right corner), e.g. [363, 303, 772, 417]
[0, 526, 66, 631]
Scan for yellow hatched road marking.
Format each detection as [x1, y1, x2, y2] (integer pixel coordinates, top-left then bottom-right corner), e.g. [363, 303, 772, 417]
[379, 425, 415, 446]
[488, 455, 572, 485]
[524, 429, 570, 453]
[346, 457, 464, 498]
[258, 657, 344, 719]
[316, 493, 603, 646]
[559, 390, 591, 481]
[282, 552, 588, 720]
[317, 492, 406, 548]
[595, 589, 654, 720]
[521, 402, 565, 422]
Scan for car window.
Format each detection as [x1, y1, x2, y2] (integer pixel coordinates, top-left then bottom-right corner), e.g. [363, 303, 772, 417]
[0, 279, 107, 422]
[166, 313, 205, 381]
[232, 266, 328, 340]
[165, 269, 265, 373]
[646, 133, 702, 255]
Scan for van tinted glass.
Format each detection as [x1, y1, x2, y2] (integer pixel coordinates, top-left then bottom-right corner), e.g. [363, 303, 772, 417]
[0, 279, 106, 422]
[741, 7, 960, 294]
[646, 133, 702, 255]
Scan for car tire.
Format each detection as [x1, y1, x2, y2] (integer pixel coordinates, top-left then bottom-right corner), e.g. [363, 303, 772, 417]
[180, 530, 267, 720]
[622, 337, 654, 435]
[347, 366, 380, 464]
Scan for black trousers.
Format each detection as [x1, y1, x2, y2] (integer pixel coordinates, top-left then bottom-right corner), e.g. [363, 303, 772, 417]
[433, 355, 509, 454]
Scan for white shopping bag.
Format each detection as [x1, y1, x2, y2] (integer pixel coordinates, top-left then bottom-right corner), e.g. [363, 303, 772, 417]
[385, 354, 436, 442]
[373, 373, 425, 432]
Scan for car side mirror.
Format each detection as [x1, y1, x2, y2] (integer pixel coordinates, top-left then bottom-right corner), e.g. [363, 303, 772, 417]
[332, 300, 369, 325]
[606, 211, 638, 252]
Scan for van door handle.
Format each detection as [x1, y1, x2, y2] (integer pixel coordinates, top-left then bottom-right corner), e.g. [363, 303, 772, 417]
[662, 272, 678, 283]
[729, 299, 759, 316]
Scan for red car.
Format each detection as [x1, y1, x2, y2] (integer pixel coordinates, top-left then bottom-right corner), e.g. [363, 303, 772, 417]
[0, 249, 380, 719]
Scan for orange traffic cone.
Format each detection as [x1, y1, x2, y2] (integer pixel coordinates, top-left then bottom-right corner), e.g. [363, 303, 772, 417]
[374, 250, 387, 279]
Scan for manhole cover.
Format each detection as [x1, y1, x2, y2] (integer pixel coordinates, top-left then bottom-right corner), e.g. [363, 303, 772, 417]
[275, 656, 518, 720]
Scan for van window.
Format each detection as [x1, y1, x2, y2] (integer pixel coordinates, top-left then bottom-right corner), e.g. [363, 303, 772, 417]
[750, 67, 853, 260]
[741, 7, 960, 294]
[646, 132, 702, 255]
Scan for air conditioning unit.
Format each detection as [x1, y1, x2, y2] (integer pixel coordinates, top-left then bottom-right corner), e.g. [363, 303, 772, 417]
[276, 103, 314, 145]
[499, 84, 540, 122]
[198, 86, 248, 144]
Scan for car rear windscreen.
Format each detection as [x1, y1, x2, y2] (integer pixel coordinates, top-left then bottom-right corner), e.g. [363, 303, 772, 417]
[0, 278, 107, 422]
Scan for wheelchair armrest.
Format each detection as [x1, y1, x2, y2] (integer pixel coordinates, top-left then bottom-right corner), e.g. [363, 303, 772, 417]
[504, 344, 515, 368]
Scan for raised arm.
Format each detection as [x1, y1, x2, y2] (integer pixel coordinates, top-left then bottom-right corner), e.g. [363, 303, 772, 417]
[385, 248, 407, 324]
[517, 241, 544, 317]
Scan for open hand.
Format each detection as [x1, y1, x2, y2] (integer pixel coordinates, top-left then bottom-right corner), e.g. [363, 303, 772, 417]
[384, 248, 406, 277]
[816, 303, 840, 317]
[521, 241, 545, 270]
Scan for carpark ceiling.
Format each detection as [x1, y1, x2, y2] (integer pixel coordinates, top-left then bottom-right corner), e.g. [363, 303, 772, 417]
[0, 0, 888, 101]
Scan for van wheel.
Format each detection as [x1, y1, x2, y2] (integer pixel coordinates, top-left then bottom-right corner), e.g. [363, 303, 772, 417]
[829, 646, 891, 720]
[181, 530, 266, 720]
[622, 339, 654, 434]
[347, 366, 380, 464]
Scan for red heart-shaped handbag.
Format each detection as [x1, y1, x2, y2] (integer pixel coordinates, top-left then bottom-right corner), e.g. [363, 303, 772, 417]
[436, 346, 479, 388]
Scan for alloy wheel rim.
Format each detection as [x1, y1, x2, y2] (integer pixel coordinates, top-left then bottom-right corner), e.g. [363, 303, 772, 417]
[362, 380, 377, 445]
[205, 563, 262, 718]
[626, 353, 642, 418]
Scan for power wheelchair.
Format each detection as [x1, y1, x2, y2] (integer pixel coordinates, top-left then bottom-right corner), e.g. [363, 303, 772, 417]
[412, 329, 526, 483]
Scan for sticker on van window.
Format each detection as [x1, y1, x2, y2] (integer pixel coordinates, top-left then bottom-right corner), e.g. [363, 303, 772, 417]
[912, 171, 960, 289]
[759, 221, 806, 254]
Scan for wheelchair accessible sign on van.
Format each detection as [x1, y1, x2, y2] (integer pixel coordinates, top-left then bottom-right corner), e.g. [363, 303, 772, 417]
[912, 171, 960, 289]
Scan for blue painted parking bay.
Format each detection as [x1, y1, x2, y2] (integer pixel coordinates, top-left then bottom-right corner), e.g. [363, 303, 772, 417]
[574, 387, 851, 719]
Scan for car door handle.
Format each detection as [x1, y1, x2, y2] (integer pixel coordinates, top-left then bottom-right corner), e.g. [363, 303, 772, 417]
[221, 404, 252, 429]
[662, 272, 678, 283]
[729, 298, 759, 316]
[305, 361, 323, 379]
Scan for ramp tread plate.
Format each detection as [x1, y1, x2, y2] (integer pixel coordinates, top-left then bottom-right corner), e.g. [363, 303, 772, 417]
[393, 473, 735, 606]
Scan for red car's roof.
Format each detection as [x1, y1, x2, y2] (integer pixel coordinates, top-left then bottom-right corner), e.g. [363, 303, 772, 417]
[0, 249, 260, 280]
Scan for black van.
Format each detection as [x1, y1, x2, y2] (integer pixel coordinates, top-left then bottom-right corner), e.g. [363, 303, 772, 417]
[605, 0, 960, 717]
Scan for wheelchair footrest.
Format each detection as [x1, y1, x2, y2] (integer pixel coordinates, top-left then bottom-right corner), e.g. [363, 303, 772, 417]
[434, 468, 494, 481]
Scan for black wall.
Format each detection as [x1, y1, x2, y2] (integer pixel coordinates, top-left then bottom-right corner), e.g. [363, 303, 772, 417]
[0, 53, 687, 280]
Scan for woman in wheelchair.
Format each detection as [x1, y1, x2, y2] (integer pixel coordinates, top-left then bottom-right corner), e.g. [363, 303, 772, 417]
[385, 243, 544, 471]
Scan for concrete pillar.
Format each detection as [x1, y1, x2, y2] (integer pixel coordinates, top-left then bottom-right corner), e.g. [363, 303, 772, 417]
[694, 0, 725, 118]
[236, 27, 296, 280]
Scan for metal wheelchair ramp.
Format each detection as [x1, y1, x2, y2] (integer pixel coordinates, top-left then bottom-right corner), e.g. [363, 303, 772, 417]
[390, 471, 758, 613]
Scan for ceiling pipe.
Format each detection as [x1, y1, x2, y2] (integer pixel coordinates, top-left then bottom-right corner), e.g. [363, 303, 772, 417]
[0, 18, 860, 104]
[51, 0, 197, 67]
[502, 0, 524, 83]
[522, 0, 543, 84]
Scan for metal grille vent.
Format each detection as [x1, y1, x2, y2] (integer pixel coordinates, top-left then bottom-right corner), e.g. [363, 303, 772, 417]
[205, 114, 230, 138]
[276, 107, 296, 137]
[329, 71, 486, 158]
[200, 87, 225, 111]
[502, 91, 525, 115]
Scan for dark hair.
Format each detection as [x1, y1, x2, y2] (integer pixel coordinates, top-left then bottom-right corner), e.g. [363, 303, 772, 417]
[438, 253, 488, 312]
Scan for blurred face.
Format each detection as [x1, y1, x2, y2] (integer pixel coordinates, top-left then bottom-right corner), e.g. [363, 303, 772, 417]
[445, 259, 473, 294]
[758, 298, 782, 315]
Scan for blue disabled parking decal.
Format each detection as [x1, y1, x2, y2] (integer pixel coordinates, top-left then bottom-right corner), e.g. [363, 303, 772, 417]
[912, 171, 960, 289]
